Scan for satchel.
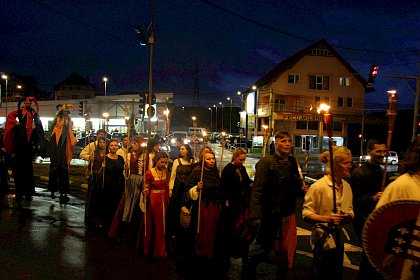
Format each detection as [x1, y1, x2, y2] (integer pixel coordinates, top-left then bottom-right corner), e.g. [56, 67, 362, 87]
[179, 193, 192, 228]
[179, 206, 192, 228]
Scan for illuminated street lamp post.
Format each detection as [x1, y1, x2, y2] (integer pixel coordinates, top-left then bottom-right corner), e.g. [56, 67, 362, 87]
[262, 124, 269, 157]
[213, 105, 218, 131]
[102, 112, 110, 132]
[219, 101, 224, 132]
[163, 108, 170, 137]
[103, 77, 108, 96]
[192, 116, 197, 158]
[227, 97, 233, 133]
[2, 75, 8, 116]
[208, 107, 213, 132]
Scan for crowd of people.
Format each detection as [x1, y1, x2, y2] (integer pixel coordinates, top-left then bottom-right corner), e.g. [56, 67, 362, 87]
[0, 97, 419, 280]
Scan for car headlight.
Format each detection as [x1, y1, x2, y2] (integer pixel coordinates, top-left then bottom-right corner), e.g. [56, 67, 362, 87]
[183, 139, 189, 144]
[170, 139, 176, 145]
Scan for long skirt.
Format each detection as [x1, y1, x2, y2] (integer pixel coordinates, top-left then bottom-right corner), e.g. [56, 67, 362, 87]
[194, 201, 221, 258]
[138, 190, 169, 259]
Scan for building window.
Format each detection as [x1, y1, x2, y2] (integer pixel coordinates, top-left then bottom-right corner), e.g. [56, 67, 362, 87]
[309, 75, 330, 90]
[274, 98, 286, 112]
[72, 95, 77, 99]
[338, 97, 344, 107]
[308, 121, 318, 130]
[85, 95, 91, 99]
[339, 76, 350, 86]
[296, 121, 307, 130]
[288, 74, 300, 84]
[347, 97, 353, 107]
[324, 96, 330, 104]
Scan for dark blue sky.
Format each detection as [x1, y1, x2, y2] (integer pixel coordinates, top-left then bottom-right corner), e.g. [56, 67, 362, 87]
[1, 0, 419, 108]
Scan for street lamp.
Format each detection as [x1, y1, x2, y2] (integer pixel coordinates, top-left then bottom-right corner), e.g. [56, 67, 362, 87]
[219, 101, 224, 132]
[192, 116, 197, 158]
[213, 105, 218, 131]
[2, 75, 8, 116]
[163, 108, 170, 137]
[102, 112, 110, 132]
[208, 107, 213, 132]
[103, 77, 108, 96]
[262, 124, 269, 157]
[227, 97, 233, 133]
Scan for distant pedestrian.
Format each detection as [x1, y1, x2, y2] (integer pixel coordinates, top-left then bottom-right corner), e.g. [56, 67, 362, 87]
[303, 146, 354, 280]
[117, 135, 129, 163]
[246, 131, 302, 280]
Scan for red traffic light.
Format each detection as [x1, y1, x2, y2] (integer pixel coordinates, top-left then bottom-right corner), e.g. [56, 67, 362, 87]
[358, 134, 362, 139]
[371, 65, 378, 77]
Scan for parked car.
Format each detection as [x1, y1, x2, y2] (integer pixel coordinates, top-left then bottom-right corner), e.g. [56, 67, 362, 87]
[359, 151, 398, 165]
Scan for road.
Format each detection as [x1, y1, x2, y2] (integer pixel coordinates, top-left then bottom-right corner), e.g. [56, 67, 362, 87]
[9, 143, 365, 279]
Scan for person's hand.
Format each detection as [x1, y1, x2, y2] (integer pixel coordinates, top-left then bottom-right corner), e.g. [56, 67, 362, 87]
[169, 189, 172, 198]
[225, 200, 229, 207]
[301, 183, 309, 193]
[373, 192, 383, 202]
[143, 188, 149, 196]
[102, 162, 105, 168]
[32, 124, 36, 130]
[124, 163, 129, 170]
[329, 213, 345, 225]
[197, 181, 203, 191]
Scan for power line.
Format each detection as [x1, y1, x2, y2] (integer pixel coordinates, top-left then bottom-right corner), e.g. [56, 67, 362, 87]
[200, 0, 418, 55]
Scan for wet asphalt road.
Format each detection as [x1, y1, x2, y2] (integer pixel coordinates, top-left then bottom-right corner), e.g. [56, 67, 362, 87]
[0, 143, 370, 280]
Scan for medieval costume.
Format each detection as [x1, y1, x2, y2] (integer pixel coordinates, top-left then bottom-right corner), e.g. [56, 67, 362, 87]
[47, 104, 76, 204]
[220, 161, 253, 259]
[138, 166, 169, 259]
[4, 97, 45, 201]
[85, 138, 107, 228]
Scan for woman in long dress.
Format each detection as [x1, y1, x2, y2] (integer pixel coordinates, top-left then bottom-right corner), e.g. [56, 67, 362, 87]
[101, 139, 125, 232]
[220, 148, 253, 261]
[167, 144, 195, 254]
[85, 137, 107, 228]
[108, 135, 146, 241]
[138, 152, 169, 259]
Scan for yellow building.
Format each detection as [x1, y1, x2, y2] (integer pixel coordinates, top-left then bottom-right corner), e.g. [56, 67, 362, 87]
[243, 39, 366, 153]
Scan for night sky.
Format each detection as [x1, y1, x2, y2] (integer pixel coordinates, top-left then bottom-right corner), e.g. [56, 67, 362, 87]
[1, 0, 419, 108]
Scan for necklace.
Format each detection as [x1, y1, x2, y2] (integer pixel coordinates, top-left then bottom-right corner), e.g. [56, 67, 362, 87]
[154, 168, 165, 180]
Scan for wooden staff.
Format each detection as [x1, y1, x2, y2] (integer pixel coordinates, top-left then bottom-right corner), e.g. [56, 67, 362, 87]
[219, 132, 226, 176]
[124, 118, 131, 180]
[197, 131, 207, 234]
[324, 111, 337, 213]
[142, 143, 148, 237]
[381, 91, 398, 191]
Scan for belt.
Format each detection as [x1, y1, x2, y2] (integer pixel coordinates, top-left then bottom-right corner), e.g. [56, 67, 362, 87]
[151, 190, 166, 193]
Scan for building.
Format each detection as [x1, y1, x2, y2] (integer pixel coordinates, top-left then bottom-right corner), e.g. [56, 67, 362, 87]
[54, 73, 96, 100]
[242, 39, 366, 153]
[0, 93, 174, 137]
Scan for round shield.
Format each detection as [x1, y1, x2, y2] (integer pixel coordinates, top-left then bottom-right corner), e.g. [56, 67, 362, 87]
[363, 200, 420, 280]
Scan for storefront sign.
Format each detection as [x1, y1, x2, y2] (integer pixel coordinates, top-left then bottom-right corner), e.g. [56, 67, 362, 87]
[278, 113, 323, 121]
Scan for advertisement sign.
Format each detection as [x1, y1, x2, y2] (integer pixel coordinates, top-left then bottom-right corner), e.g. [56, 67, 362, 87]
[246, 92, 255, 114]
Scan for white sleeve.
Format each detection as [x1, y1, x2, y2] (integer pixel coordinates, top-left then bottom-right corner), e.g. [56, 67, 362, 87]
[169, 160, 179, 190]
[189, 186, 199, 200]
[80, 142, 95, 161]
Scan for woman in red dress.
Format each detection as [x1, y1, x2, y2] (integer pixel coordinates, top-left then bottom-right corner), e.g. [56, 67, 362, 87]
[138, 152, 169, 259]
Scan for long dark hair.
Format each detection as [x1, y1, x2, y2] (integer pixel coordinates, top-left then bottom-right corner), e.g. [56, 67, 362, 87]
[401, 136, 420, 174]
[179, 144, 194, 162]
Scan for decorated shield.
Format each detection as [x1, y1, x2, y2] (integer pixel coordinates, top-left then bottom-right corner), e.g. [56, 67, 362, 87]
[363, 200, 420, 280]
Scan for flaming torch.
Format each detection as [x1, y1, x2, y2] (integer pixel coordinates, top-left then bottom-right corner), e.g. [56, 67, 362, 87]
[381, 90, 398, 191]
[316, 104, 337, 213]
[262, 124, 269, 157]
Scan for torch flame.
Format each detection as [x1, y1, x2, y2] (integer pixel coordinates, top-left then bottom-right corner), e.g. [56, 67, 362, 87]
[317, 103, 330, 114]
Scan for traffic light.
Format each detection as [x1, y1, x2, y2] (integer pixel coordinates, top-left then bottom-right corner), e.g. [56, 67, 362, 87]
[146, 94, 156, 105]
[134, 25, 148, 46]
[139, 93, 146, 115]
[78, 101, 84, 116]
[366, 64, 379, 89]
[358, 134, 362, 139]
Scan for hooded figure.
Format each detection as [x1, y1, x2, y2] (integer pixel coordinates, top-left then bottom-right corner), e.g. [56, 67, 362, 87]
[47, 104, 76, 204]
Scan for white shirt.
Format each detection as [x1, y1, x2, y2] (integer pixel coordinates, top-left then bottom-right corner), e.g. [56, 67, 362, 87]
[303, 175, 354, 219]
[376, 173, 420, 209]
[117, 147, 129, 163]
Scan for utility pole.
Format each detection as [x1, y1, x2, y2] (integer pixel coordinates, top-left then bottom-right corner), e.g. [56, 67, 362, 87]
[147, 0, 155, 140]
[383, 54, 420, 141]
